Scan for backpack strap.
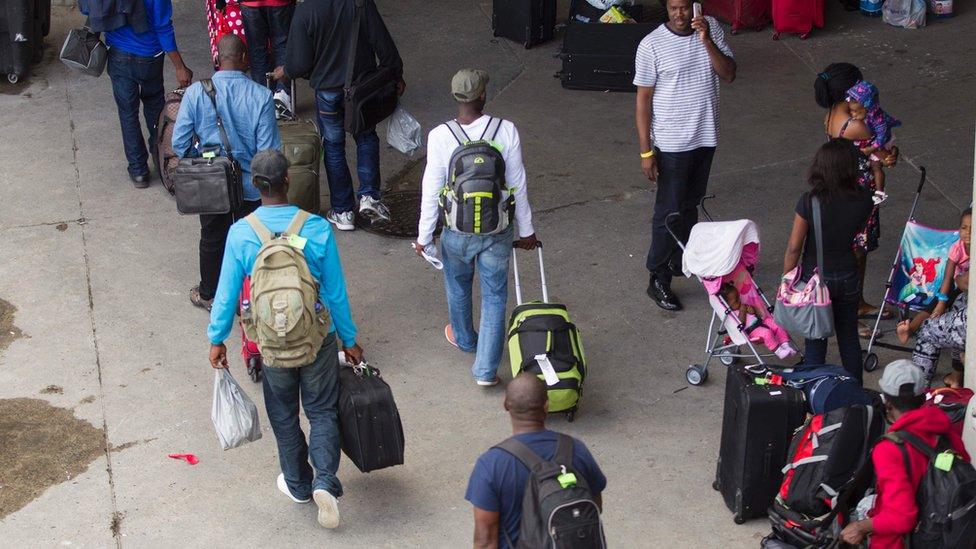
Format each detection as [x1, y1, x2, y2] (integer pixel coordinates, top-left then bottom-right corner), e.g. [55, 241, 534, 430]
[445, 120, 470, 146]
[898, 431, 938, 460]
[554, 433, 575, 469]
[244, 213, 273, 244]
[495, 437, 545, 470]
[284, 210, 311, 236]
[482, 116, 503, 142]
[884, 431, 915, 480]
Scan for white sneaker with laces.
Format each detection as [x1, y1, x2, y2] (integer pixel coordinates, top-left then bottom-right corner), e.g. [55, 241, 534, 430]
[326, 209, 356, 231]
[358, 195, 391, 222]
[313, 489, 340, 529]
[276, 473, 310, 504]
[273, 90, 293, 120]
[476, 377, 500, 387]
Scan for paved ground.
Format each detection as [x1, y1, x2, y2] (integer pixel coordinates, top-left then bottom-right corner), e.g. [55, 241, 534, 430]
[1, 0, 974, 547]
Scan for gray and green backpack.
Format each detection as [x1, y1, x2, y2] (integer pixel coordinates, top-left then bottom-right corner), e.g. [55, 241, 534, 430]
[439, 117, 514, 235]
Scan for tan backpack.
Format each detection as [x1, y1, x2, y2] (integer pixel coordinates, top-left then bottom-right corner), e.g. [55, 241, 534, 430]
[241, 211, 330, 368]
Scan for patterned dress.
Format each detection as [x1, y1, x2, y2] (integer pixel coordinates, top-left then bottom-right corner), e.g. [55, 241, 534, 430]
[830, 116, 880, 253]
[206, 0, 246, 69]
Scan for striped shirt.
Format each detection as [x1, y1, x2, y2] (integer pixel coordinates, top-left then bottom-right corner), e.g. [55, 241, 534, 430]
[633, 17, 733, 153]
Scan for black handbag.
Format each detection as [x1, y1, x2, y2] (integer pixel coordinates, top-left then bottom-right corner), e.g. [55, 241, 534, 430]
[172, 79, 244, 216]
[342, 0, 398, 136]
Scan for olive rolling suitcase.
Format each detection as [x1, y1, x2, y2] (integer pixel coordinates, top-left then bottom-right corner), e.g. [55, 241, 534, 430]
[557, 18, 663, 92]
[714, 365, 806, 523]
[268, 76, 322, 214]
[338, 361, 405, 473]
[492, 0, 556, 49]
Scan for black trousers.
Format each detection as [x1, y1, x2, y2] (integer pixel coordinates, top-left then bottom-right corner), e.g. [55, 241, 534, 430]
[646, 146, 716, 285]
[199, 200, 260, 300]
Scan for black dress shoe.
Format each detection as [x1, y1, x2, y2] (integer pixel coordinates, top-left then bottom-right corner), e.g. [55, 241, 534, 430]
[647, 275, 683, 311]
[129, 173, 151, 189]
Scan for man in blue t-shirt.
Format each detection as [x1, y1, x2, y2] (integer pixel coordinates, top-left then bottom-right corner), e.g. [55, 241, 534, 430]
[465, 374, 607, 548]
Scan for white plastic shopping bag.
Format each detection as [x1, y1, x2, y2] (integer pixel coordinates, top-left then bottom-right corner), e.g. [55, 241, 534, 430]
[386, 105, 423, 156]
[883, 0, 926, 28]
[211, 369, 262, 450]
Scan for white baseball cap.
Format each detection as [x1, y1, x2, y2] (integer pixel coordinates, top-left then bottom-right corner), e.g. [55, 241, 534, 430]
[878, 359, 926, 397]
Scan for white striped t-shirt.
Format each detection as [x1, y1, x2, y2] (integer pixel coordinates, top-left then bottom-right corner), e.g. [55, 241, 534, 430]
[633, 17, 733, 153]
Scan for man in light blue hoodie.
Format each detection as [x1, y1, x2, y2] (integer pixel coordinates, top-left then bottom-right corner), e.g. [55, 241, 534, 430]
[208, 149, 363, 529]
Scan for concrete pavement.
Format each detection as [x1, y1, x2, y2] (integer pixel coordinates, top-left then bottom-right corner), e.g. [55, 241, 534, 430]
[0, 0, 974, 547]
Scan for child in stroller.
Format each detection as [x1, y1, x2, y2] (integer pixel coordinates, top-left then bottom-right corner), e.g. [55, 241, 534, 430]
[718, 282, 797, 360]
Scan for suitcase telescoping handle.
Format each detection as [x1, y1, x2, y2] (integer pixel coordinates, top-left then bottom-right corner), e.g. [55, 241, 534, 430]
[265, 72, 297, 103]
[512, 243, 547, 306]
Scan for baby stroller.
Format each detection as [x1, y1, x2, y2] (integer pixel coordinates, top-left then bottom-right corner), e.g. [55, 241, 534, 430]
[667, 198, 795, 386]
[862, 168, 960, 370]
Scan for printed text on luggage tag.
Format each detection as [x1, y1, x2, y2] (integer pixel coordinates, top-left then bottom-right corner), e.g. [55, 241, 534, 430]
[535, 354, 560, 386]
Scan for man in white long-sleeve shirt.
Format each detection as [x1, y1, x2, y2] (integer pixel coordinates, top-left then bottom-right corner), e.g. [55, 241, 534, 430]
[414, 69, 538, 386]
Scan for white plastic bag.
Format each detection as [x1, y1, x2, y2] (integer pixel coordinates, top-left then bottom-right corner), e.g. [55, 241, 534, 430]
[211, 369, 262, 450]
[883, 0, 927, 28]
[386, 106, 423, 156]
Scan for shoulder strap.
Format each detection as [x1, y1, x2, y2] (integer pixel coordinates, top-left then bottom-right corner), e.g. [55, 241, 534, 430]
[200, 79, 236, 162]
[839, 117, 854, 137]
[898, 431, 939, 460]
[495, 437, 546, 471]
[445, 120, 469, 146]
[343, 0, 366, 91]
[554, 433, 574, 468]
[811, 196, 826, 276]
[482, 117, 503, 142]
[244, 213, 273, 244]
[884, 432, 915, 480]
[285, 210, 311, 235]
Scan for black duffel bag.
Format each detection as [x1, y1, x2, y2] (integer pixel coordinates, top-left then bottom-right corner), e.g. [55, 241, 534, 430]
[60, 26, 107, 77]
[172, 79, 243, 215]
[338, 360, 405, 473]
[342, 0, 398, 136]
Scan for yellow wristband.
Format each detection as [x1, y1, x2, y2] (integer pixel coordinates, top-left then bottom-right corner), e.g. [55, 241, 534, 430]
[640, 150, 655, 159]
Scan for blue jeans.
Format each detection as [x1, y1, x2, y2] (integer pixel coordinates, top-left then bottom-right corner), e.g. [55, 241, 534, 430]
[315, 90, 381, 213]
[647, 147, 715, 285]
[441, 228, 514, 382]
[262, 335, 343, 499]
[106, 48, 165, 177]
[803, 272, 863, 383]
[240, 4, 294, 92]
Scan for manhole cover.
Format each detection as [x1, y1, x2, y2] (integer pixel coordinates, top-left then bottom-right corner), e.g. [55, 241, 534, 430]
[355, 190, 441, 239]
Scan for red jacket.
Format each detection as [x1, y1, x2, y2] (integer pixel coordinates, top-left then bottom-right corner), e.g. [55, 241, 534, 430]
[868, 406, 970, 549]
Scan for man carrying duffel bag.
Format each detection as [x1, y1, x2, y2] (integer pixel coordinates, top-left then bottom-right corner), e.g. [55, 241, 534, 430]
[413, 68, 538, 387]
[207, 149, 365, 530]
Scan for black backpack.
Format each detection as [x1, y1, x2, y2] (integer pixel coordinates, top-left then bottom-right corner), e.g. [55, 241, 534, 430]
[495, 433, 605, 549]
[885, 431, 976, 549]
[439, 117, 514, 236]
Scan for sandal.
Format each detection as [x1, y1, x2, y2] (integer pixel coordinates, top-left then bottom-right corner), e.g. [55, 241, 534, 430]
[858, 304, 893, 320]
[858, 321, 882, 340]
[190, 285, 213, 312]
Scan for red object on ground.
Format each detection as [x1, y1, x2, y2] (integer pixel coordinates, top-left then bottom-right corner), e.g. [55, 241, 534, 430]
[703, 0, 772, 33]
[772, 0, 824, 39]
[168, 453, 200, 465]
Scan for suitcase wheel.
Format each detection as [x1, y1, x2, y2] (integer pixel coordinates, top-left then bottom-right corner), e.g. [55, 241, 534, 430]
[712, 480, 720, 491]
[772, 32, 781, 41]
[7, 74, 19, 85]
[686, 364, 708, 386]
[799, 32, 810, 40]
[247, 356, 262, 383]
[862, 351, 879, 373]
[733, 513, 746, 525]
[566, 409, 575, 422]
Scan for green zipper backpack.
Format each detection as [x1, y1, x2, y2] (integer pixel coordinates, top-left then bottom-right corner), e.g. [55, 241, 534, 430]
[439, 117, 514, 235]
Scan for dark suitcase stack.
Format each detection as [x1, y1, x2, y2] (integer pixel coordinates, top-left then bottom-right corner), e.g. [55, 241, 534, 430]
[0, 0, 50, 84]
[557, 4, 666, 93]
[492, 0, 556, 49]
[714, 365, 806, 524]
[338, 361, 405, 473]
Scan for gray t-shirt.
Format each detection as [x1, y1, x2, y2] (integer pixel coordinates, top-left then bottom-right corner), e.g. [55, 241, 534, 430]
[633, 17, 733, 153]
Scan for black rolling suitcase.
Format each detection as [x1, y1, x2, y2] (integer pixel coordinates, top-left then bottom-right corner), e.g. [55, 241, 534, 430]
[557, 15, 663, 92]
[1, 0, 39, 84]
[338, 361, 405, 473]
[492, 0, 556, 49]
[714, 365, 806, 524]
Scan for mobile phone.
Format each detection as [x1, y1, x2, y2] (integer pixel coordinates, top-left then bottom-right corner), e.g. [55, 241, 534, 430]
[693, 2, 702, 18]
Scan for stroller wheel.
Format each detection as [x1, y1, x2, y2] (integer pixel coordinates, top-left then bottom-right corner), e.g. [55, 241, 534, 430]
[718, 349, 738, 366]
[863, 352, 879, 373]
[247, 357, 262, 383]
[686, 365, 708, 386]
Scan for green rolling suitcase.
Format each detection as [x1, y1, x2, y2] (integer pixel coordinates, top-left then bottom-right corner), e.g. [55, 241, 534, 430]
[269, 77, 321, 214]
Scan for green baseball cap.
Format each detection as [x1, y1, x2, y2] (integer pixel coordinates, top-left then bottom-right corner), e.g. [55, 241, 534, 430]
[451, 69, 489, 103]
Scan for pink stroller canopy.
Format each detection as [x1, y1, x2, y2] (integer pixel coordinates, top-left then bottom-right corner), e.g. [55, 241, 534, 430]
[682, 220, 761, 279]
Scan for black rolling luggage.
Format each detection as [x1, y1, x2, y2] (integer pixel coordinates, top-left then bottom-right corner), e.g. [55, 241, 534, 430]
[714, 365, 806, 524]
[1, 0, 39, 84]
[557, 15, 663, 92]
[338, 361, 405, 473]
[492, 0, 556, 49]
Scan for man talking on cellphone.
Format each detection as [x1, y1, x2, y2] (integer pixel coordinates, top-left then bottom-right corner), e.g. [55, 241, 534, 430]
[634, 0, 735, 311]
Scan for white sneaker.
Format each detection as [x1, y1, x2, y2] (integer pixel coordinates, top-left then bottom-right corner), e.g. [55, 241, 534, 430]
[276, 473, 310, 504]
[313, 489, 340, 529]
[476, 377, 500, 387]
[326, 209, 356, 231]
[273, 90, 294, 120]
[358, 195, 391, 223]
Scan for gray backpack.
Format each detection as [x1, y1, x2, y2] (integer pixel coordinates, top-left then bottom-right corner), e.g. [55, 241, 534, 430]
[439, 117, 514, 235]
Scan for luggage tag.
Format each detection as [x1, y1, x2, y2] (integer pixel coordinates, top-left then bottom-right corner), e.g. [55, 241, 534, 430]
[935, 452, 955, 471]
[535, 354, 560, 386]
[557, 466, 577, 488]
[287, 233, 307, 250]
